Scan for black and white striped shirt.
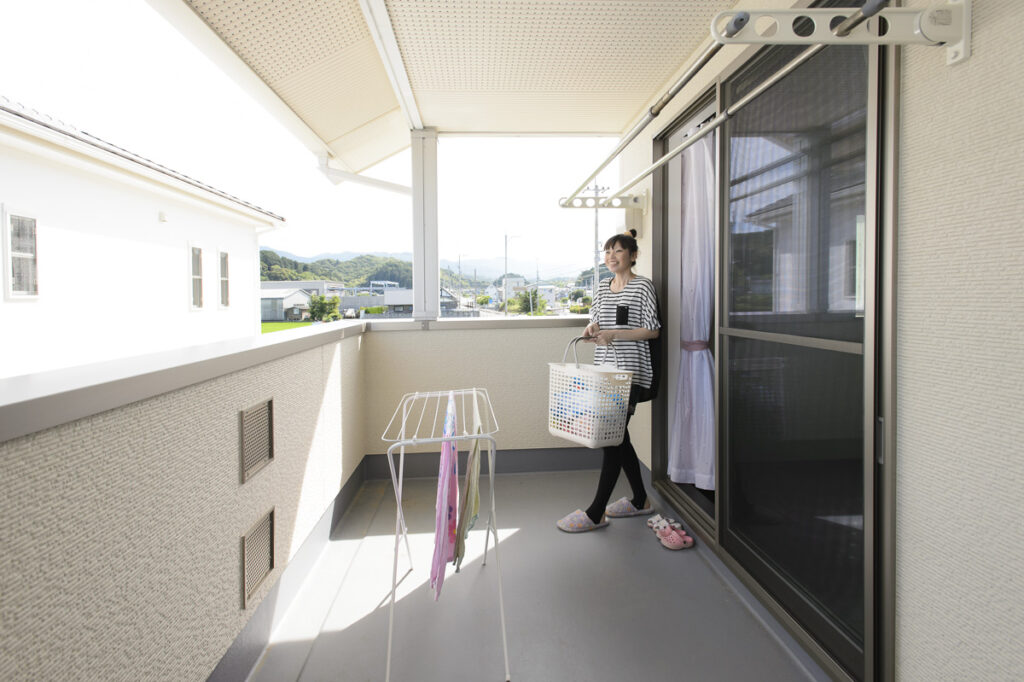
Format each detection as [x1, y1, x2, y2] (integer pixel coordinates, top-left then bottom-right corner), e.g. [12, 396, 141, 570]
[590, 275, 661, 389]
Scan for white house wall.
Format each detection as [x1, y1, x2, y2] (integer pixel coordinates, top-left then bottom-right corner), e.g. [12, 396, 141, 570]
[0, 118, 270, 378]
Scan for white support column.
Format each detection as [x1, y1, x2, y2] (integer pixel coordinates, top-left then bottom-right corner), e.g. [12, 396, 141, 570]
[411, 128, 439, 320]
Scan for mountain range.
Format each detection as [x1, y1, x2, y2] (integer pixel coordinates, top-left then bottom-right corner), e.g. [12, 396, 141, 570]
[260, 247, 589, 282]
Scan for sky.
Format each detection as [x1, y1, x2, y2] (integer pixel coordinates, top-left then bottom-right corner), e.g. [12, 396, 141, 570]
[0, 0, 626, 282]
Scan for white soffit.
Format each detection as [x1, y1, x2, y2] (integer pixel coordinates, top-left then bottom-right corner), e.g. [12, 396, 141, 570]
[178, 0, 736, 170]
[183, 0, 405, 172]
[384, 0, 737, 133]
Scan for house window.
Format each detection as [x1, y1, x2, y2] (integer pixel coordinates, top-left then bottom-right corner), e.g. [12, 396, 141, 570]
[219, 251, 229, 307]
[5, 211, 38, 298]
[190, 246, 203, 308]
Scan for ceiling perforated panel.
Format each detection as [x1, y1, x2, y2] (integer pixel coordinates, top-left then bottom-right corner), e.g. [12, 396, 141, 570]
[385, 0, 735, 132]
[184, 0, 402, 171]
[179, 0, 735, 166]
[186, 0, 369, 83]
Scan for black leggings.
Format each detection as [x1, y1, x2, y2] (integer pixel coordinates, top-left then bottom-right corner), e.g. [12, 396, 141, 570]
[584, 406, 647, 524]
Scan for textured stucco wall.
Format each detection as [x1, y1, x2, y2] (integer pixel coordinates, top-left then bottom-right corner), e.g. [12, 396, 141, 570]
[0, 335, 363, 680]
[896, 1, 1024, 678]
[362, 325, 595, 456]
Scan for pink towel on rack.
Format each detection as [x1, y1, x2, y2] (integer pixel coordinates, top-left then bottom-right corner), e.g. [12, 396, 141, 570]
[430, 391, 459, 600]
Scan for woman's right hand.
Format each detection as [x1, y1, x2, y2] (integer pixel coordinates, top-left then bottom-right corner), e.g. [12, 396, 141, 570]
[583, 323, 600, 341]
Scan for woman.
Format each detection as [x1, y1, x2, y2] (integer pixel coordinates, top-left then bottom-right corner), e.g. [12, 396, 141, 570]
[557, 228, 661, 532]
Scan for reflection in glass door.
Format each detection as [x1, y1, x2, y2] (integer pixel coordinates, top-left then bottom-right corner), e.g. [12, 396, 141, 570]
[721, 42, 873, 679]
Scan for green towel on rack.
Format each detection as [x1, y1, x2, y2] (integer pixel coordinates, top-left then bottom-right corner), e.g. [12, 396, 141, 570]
[454, 393, 482, 572]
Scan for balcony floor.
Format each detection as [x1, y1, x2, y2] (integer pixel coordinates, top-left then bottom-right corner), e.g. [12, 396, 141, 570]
[248, 470, 828, 682]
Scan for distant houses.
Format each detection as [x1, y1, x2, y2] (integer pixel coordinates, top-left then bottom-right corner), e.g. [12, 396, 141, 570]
[258, 273, 582, 321]
[260, 279, 344, 297]
[260, 289, 311, 321]
[259, 281, 465, 319]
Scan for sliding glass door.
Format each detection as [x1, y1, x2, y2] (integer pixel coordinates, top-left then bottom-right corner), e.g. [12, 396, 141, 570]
[720, 42, 874, 679]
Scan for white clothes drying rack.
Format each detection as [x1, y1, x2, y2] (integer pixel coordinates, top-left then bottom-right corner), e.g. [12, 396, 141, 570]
[380, 388, 510, 682]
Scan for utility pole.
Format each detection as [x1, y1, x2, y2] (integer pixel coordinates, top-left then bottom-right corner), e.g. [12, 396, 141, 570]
[458, 254, 462, 311]
[532, 261, 539, 314]
[504, 234, 509, 317]
[588, 183, 607, 303]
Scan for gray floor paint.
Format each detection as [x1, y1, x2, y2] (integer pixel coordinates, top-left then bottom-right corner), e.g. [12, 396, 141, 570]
[247, 471, 829, 682]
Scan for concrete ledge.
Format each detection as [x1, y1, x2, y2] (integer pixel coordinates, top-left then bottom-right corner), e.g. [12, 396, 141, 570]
[0, 317, 589, 444]
[0, 321, 366, 443]
[366, 315, 587, 332]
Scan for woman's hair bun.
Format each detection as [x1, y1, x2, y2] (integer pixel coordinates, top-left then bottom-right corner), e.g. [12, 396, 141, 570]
[624, 228, 637, 238]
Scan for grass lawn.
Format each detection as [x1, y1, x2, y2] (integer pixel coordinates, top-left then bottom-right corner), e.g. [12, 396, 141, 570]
[261, 321, 313, 334]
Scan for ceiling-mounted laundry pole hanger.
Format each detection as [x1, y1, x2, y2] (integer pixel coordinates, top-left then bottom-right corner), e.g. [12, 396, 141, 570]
[558, 11, 751, 210]
[561, 0, 971, 210]
[712, 0, 970, 65]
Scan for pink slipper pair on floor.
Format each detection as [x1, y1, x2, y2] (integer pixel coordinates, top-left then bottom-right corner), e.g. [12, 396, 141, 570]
[647, 514, 694, 550]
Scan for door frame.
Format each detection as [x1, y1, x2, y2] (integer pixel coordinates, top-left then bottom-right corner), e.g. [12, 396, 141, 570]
[649, 41, 898, 682]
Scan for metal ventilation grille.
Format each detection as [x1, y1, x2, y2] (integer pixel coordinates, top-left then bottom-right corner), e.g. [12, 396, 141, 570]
[242, 509, 274, 608]
[240, 400, 273, 482]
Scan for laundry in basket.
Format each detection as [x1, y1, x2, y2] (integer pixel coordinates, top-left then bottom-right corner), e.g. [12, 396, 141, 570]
[549, 336, 632, 448]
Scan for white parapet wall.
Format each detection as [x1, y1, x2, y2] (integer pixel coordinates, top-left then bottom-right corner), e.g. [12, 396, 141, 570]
[0, 325, 364, 680]
[0, 316, 596, 680]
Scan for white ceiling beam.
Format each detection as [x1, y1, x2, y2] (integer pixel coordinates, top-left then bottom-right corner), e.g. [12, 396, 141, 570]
[319, 155, 411, 195]
[357, 0, 424, 130]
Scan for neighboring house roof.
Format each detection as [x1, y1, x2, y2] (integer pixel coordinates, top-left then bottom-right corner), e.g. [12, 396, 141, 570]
[260, 289, 311, 300]
[0, 96, 284, 222]
[382, 288, 413, 306]
[260, 280, 344, 288]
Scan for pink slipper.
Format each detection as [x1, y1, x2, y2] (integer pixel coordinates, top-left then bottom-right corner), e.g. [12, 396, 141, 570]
[658, 527, 694, 550]
[653, 520, 694, 550]
[647, 514, 681, 530]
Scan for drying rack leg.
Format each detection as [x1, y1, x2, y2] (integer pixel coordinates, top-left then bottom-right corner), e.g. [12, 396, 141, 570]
[385, 445, 413, 682]
[386, 446, 413, 565]
[483, 438, 511, 682]
[386, 499, 401, 682]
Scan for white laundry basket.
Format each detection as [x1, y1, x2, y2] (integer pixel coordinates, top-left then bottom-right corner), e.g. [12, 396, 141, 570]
[548, 336, 633, 448]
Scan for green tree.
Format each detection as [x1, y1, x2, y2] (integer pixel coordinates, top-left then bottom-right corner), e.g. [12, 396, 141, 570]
[570, 288, 586, 300]
[576, 264, 611, 286]
[476, 294, 491, 306]
[492, 273, 524, 287]
[259, 248, 416, 286]
[308, 294, 340, 321]
[513, 289, 546, 315]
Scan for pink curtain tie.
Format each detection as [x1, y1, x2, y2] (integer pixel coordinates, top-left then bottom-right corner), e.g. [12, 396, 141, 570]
[681, 340, 709, 351]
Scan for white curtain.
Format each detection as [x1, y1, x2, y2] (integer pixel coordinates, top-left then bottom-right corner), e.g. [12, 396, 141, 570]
[667, 134, 716, 489]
